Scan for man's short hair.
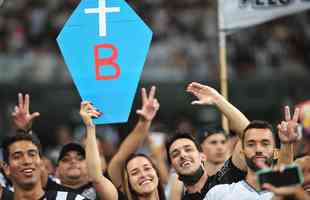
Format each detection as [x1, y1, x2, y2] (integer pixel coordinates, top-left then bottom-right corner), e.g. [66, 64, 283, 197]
[57, 142, 85, 163]
[198, 127, 228, 145]
[165, 132, 202, 164]
[2, 130, 42, 164]
[242, 120, 275, 147]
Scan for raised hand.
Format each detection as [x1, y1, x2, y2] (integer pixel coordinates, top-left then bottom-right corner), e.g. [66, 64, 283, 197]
[11, 93, 40, 131]
[277, 106, 300, 144]
[80, 101, 102, 127]
[136, 86, 160, 121]
[186, 82, 221, 105]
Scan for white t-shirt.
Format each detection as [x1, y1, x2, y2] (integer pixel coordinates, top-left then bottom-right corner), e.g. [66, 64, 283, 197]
[204, 180, 273, 200]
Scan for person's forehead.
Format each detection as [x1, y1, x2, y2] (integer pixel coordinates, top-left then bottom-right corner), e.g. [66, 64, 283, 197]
[170, 138, 196, 151]
[63, 150, 83, 158]
[204, 133, 227, 142]
[9, 140, 38, 154]
[244, 128, 274, 141]
[127, 156, 152, 170]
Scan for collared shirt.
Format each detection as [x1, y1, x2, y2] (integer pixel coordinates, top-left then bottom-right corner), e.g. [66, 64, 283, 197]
[204, 180, 273, 200]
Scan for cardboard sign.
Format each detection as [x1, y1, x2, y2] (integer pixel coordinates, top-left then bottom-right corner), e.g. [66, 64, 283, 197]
[57, 0, 153, 124]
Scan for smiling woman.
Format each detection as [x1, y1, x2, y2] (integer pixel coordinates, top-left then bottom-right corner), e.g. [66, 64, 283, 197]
[122, 154, 166, 200]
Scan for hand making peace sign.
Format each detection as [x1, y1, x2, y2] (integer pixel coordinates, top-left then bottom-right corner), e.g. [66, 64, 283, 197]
[277, 106, 300, 144]
[136, 86, 160, 121]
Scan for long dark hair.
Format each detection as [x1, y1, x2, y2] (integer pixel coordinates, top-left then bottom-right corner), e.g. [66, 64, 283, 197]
[122, 153, 166, 200]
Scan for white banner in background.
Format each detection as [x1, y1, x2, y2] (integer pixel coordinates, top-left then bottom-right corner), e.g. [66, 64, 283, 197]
[219, 0, 310, 32]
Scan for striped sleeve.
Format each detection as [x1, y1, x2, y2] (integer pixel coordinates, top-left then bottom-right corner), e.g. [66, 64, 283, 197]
[55, 191, 68, 200]
[73, 194, 86, 200]
[45, 191, 90, 200]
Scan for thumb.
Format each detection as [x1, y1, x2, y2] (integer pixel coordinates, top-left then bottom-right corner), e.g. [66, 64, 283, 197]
[262, 183, 274, 191]
[191, 100, 203, 105]
[136, 109, 143, 115]
[30, 112, 40, 120]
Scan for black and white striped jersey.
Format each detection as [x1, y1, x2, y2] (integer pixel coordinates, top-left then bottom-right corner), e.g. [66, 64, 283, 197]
[45, 178, 97, 200]
[0, 177, 97, 200]
[1, 190, 90, 200]
[40, 191, 90, 200]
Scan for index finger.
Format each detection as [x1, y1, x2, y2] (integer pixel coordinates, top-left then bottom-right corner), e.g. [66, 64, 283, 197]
[24, 94, 30, 113]
[292, 107, 300, 122]
[18, 93, 23, 109]
[141, 88, 147, 105]
[187, 82, 203, 92]
[148, 86, 156, 100]
[284, 106, 291, 121]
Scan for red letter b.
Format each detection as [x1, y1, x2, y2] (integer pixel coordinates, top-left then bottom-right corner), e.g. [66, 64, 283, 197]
[94, 44, 120, 80]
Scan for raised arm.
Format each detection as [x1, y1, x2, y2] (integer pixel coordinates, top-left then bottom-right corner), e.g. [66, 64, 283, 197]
[168, 175, 183, 200]
[187, 82, 249, 171]
[11, 93, 40, 131]
[80, 102, 118, 200]
[108, 86, 160, 189]
[11, 93, 50, 187]
[147, 135, 169, 185]
[187, 82, 249, 136]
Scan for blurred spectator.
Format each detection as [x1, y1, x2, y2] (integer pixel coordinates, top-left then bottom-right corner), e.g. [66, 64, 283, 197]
[95, 125, 120, 162]
[198, 129, 229, 169]
[42, 156, 56, 176]
[0, 0, 309, 84]
[174, 116, 197, 137]
[74, 124, 120, 162]
[45, 124, 74, 164]
[80, 135, 108, 173]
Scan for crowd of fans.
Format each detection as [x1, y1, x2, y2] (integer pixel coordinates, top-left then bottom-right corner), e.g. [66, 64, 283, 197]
[0, 1, 310, 199]
[1, 0, 310, 83]
[0, 83, 309, 200]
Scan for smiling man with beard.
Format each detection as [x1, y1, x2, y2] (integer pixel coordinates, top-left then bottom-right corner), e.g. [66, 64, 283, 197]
[166, 82, 299, 200]
[204, 118, 298, 200]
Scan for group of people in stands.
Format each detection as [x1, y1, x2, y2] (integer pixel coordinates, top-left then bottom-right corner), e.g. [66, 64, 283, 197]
[0, 82, 309, 200]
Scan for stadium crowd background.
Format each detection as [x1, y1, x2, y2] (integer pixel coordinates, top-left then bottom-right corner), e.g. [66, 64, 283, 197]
[0, 0, 310, 163]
